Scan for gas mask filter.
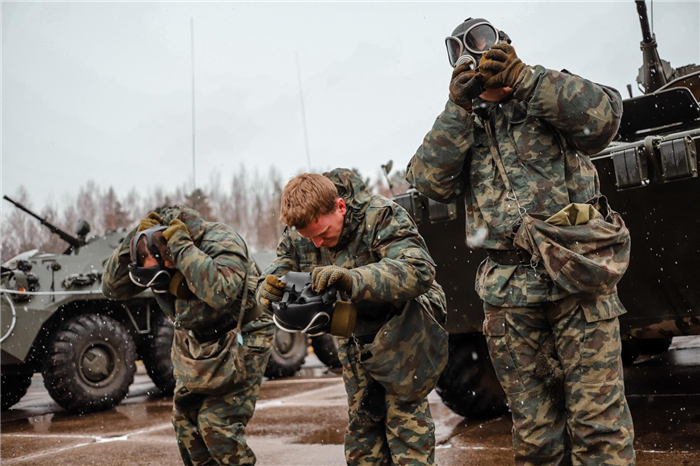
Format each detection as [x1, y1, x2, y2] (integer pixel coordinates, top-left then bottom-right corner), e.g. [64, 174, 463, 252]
[445, 18, 511, 69]
[128, 225, 175, 293]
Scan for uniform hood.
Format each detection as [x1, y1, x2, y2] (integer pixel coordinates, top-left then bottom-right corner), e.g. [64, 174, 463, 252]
[323, 168, 371, 250]
[157, 205, 207, 244]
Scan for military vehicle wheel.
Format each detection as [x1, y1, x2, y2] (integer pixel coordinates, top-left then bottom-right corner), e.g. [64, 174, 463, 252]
[436, 333, 508, 419]
[639, 338, 673, 355]
[621, 340, 642, 365]
[311, 334, 341, 369]
[1, 369, 34, 410]
[265, 328, 307, 379]
[141, 313, 175, 394]
[43, 314, 137, 413]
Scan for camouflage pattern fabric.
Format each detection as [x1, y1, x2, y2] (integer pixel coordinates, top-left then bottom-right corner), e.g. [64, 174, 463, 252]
[261, 168, 445, 464]
[172, 317, 274, 466]
[407, 64, 635, 464]
[339, 339, 436, 466]
[513, 206, 631, 296]
[407, 65, 623, 308]
[358, 289, 448, 402]
[483, 295, 635, 465]
[102, 205, 271, 465]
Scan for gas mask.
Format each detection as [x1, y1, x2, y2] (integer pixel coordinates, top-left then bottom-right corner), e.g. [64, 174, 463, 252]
[445, 18, 511, 69]
[272, 272, 356, 338]
[128, 225, 176, 294]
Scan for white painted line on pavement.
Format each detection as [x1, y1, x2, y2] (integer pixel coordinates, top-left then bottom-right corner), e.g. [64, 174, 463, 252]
[263, 377, 342, 385]
[2, 423, 174, 464]
[256, 383, 345, 410]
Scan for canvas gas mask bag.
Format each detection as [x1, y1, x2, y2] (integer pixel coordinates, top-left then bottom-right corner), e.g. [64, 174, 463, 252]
[356, 289, 449, 402]
[171, 250, 254, 396]
[486, 137, 631, 295]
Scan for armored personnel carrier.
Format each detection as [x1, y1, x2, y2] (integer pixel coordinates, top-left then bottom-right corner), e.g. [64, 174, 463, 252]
[395, 0, 700, 418]
[0, 197, 326, 412]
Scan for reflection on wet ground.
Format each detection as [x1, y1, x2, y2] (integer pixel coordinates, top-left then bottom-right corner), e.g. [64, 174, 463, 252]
[2, 344, 699, 465]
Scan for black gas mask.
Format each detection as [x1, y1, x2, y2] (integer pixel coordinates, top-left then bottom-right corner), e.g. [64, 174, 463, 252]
[271, 272, 356, 338]
[445, 18, 511, 70]
[128, 225, 176, 293]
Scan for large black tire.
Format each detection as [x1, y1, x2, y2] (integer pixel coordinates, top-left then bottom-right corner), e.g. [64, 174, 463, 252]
[42, 314, 137, 413]
[141, 313, 175, 394]
[265, 328, 307, 379]
[1, 369, 34, 410]
[639, 338, 673, 355]
[436, 333, 509, 419]
[621, 339, 642, 366]
[311, 334, 342, 369]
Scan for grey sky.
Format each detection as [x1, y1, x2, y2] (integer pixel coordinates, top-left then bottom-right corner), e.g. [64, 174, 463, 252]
[2, 1, 699, 209]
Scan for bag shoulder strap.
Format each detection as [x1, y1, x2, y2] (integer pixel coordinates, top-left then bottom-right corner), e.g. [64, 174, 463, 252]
[235, 240, 252, 332]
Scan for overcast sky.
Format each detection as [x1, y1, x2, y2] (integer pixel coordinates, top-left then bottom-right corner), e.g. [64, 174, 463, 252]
[2, 1, 699, 210]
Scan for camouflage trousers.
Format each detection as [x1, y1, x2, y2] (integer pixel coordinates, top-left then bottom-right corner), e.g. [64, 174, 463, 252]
[338, 339, 436, 466]
[171, 317, 274, 466]
[483, 294, 635, 466]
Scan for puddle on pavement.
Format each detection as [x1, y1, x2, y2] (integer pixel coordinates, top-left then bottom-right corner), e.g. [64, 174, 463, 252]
[296, 426, 345, 445]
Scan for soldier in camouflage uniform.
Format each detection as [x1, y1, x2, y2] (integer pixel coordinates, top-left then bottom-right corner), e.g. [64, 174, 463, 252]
[103, 205, 274, 465]
[258, 169, 446, 466]
[406, 19, 635, 466]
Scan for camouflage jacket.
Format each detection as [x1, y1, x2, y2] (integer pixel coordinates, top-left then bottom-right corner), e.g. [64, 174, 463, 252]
[407, 65, 623, 307]
[102, 206, 261, 336]
[261, 168, 444, 337]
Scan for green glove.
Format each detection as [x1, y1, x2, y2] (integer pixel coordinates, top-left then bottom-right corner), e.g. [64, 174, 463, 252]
[311, 266, 354, 294]
[137, 212, 163, 232]
[449, 63, 479, 112]
[163, 218, 189, 242]
[478, 43, 525, 89]
[258, 275, 286, 311]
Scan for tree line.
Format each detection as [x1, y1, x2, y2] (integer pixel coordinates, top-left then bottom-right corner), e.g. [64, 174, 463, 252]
[1, 166, 409, 262]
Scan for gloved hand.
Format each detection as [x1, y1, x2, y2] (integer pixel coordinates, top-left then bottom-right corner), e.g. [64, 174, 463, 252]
[311, 266, 354, 294]
[258, 275, 286, 311]
[449, 63, 479, 111]
[163, 219, 189, 242]
[478, 43, 525, 89]
[137, 212, 163, 232]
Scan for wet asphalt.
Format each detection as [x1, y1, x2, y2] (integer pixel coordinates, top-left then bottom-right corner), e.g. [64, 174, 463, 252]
[1, 339, 699, 466]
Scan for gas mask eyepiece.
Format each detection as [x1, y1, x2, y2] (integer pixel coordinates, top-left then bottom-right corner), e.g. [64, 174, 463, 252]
[445, 18, 510, 69]
[128, 225, 175, 293]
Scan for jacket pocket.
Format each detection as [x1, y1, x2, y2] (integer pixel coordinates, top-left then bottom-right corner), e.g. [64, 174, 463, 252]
[580, 292, 627, 323]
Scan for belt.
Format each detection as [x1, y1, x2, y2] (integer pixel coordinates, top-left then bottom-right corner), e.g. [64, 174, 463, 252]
[188, 304, 263, 341]
[486, 248, 532, 266]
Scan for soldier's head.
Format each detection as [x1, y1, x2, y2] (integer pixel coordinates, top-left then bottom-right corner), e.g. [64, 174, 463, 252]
[445, 17, 511, 69]
[128, 225, 175, 292]
[280, 173, 347, 249]
[134, 231, 173, 268]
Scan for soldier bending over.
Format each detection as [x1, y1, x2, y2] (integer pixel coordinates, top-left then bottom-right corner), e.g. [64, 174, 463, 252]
[103, 206, 273, 465]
